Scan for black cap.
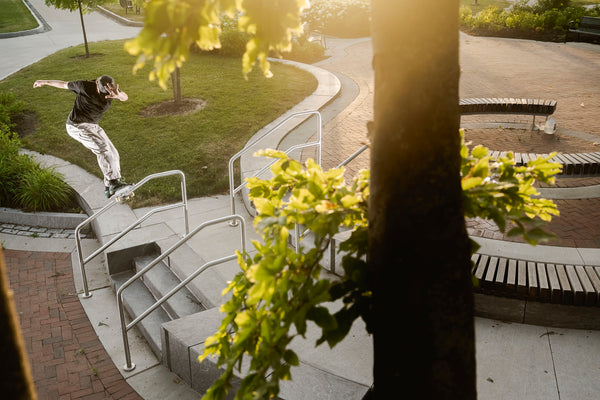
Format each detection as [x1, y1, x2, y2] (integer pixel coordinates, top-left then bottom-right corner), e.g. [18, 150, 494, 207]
[97, 75, 114, 94]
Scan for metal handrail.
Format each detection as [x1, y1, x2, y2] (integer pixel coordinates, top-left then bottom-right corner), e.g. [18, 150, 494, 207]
[337, 144, 369, 168]
[117, 214, 247, 371]
[75, 170, 189, 298]
[228, 110, 322, 219]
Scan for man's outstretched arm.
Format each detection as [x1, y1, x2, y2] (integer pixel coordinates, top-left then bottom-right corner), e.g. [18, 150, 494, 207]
[33, 80, 68, 89]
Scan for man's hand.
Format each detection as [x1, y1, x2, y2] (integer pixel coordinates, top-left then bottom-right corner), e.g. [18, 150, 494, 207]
[33, 80, 45, 88]
[103, 83, 128, 101]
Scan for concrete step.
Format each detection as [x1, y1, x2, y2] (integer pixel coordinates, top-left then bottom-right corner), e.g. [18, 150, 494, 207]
[161, 304, 371, 399]
[111, 270, 171, 359]
[134, 255, 206, 319]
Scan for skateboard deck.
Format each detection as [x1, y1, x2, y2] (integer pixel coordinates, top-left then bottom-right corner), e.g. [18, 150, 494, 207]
[113, 185, 135, 202]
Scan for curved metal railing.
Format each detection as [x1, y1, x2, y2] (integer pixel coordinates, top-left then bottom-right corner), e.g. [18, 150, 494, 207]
[75, 170, 189, 298]
[228, 110, 322, 219]
[117, 214, 247, 371]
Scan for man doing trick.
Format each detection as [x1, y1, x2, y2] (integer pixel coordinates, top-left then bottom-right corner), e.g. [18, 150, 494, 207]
[33, 75, 129, 198]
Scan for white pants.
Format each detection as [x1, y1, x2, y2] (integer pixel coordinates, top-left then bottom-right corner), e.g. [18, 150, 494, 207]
[66, 122, 121, 187]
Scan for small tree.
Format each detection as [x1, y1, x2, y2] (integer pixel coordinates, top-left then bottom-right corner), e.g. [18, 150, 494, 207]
[44, 0, 106, 58]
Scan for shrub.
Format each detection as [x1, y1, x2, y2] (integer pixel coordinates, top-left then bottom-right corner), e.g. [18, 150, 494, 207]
[15, 166, 74, 212]
[0, 91, 23, 129]
[460, 1, 597, 38]
[194, 14, 325, 64]
[534, 0, 572, 12]
[0, 119, 77, 212]
[303, 0, 371, 38]
[278, 35, 326, 64]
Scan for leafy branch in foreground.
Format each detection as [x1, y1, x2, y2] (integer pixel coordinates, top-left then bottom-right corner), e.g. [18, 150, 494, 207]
[199, 149, 370, 400]
[199, 132, 561, 399]
[460, 129, 561, 250]
[125, 0, 308, 88]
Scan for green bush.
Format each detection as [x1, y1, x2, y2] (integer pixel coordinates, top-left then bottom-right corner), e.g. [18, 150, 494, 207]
[278, 35, 326, 64]
[0, 116, 77, 212]
[459, 1, 600, 39]
[193, 15, 325, 64]
[15, 166, 74, 212]
[303, 0, 371, 38]
[0, 91, 23, 129]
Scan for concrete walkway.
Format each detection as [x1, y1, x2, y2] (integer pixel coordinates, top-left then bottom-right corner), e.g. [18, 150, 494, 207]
[1, 3, 600, 400]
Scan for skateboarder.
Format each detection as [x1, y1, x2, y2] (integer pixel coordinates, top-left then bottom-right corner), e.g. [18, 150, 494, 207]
[33, 75, 130, 198]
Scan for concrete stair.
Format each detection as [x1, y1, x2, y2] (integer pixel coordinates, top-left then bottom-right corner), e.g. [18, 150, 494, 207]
[109, 248, 206, 360]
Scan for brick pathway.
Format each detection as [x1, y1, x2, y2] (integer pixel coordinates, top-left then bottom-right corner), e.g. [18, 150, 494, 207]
[315, 37, 600, 249]
[3, 249, 142, 400]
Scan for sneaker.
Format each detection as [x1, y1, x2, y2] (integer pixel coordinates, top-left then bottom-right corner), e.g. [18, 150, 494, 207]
[107, 179, 129, 198]
[104, 186, 111, 198]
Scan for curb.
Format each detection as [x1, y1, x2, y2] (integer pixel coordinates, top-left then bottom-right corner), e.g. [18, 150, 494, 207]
[0, 207, 87, 230]
[96, 6, 144, 27]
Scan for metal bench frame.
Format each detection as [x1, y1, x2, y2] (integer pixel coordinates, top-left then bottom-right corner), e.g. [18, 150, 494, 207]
[567, 16, 600, 43]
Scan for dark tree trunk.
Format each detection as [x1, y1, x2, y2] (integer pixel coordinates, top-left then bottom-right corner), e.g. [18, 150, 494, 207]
[172, 66, 182, 104]
[368, 1, 476, 398]
[0, 248, 37, 399]
[77, 0, 90, 58]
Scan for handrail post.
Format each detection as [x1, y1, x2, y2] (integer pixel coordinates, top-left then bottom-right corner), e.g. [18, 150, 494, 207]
[180, 171, 189, 235]
[117, 291, 135, 371]
[75, 225, 92, 298]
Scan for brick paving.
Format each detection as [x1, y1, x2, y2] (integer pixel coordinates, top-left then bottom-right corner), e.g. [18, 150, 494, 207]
[316, 36, 600, 249]
[3, 249, 142, 400]
[0, 224, 92, 239]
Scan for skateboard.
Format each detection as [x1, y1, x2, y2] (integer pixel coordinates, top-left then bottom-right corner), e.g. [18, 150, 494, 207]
[112, 185, 135, 202]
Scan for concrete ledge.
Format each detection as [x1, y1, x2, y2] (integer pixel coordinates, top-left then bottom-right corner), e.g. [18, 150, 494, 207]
[96, 6, 144, 27]
[0, 207, 87, 229]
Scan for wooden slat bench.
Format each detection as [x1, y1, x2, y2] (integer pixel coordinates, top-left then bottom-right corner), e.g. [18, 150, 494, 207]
[472, 252, 600, 306]
[566, 16, 600, 44]
[459, 98, 557, 130]
[487, 151, 600, 176]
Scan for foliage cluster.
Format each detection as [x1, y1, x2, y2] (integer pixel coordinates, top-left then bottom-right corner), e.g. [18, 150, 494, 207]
[302, 0, 371, 37]
[125, 0, 308, 86]
[460, 0, 600, 40]
[192, 15, 326, 64]
[0, 128, 76, 212]
[197, 132, 560, 399]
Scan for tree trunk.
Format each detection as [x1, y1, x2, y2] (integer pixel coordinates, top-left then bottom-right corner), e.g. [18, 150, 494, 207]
[77, 0, 90, 58]
[368, 1, 476, 398]
[0, 248, 37, 399]
[172, 67, 181, 104]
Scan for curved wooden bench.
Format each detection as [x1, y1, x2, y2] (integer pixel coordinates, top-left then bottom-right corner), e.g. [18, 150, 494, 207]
[460, 98, 557, 129]
[472, 252, 600, 306]
[487, 150, 600, 176]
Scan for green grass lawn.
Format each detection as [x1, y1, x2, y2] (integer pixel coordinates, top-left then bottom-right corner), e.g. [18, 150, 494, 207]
[0, 0, 38, 33]
[0, 40, 317, 206]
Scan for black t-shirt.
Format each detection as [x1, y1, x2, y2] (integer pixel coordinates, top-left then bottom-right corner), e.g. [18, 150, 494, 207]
[67, 80, 112, 124]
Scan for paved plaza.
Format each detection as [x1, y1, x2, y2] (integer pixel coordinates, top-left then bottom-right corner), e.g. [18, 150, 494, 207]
[1, 2, 600, 399]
